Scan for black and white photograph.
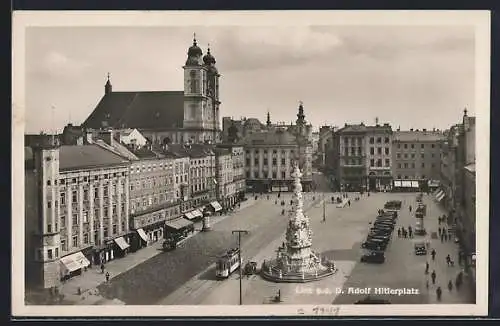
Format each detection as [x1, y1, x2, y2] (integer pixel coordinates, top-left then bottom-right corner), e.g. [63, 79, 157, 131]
[12, 10, 490, 317]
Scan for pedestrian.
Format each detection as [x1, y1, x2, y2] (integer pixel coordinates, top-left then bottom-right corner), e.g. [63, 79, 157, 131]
[431, 249, 436, 261]
[436, 286, 442, 301]
[408, 226, 413, 238]
[448, 233, 452, 242]
[448, 280, 453, 291]
[105, 271, 110, 282]
[458, 251, 463, 266]
[431, 270, 437, 284]
[101, 263, 105, 274]
[446, 254, 451, 266]
[348, 200, 351, 207]
[275, 200, 277, 205]
[440, 233, 444, 243]
[425, 261, 429, 274]
[403, 229, 408, 239]
[455, 275, 462, 290]
[409, 205, 412, 213]
[426, 279, 429, 289]
[397, 228, 401, 238]
[438, 227, 442, 237]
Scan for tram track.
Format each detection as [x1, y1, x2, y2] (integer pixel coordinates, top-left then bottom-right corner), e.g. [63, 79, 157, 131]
[157, 197, 321, 305]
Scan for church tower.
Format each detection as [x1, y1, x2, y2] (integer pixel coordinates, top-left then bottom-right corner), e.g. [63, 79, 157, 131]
[104, 73, 112, 95]
[203, 43, 221, 142]
[183, 34, 211, 143]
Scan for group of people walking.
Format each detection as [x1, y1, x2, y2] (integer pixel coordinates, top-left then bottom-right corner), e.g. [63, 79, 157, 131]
[397, 226, 414, 238]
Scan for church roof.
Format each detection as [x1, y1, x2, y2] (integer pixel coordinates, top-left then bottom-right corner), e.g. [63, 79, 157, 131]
[82, 91, 184, 131]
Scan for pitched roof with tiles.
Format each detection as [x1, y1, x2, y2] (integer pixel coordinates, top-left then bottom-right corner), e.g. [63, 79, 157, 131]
[59, 145, 130, 171]
[393, 131, 445, 142]
[82, 91, 184, 130]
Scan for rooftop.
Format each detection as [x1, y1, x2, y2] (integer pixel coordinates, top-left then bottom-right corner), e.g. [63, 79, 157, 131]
[82, 91, 184, 130]
[393, 131, 445, 142]
[59, 145, 130, 171]
[243, 130, 298, 146]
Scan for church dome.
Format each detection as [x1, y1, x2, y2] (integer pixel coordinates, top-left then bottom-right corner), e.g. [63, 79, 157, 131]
[203, 47, 216, 65]
[187, 37, 202, 57]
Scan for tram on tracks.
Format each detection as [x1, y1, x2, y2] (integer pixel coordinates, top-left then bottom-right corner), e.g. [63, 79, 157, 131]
[215, 248, 241, 279]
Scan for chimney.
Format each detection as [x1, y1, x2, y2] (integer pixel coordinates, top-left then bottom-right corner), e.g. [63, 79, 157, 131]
[100, 130, 115, 147]
[423, 128, 427, 132]
[85, 130, 93, 144]
[410, 128, 413, 131]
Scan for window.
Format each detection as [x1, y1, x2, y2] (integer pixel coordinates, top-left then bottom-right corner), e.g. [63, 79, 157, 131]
[272, 172, 277, 179]
[398, 163, 402, 168]
[384, 137, 389, 143]
[411, 144, 414, 149]
[370, 147, 374, 155]
[72, 236, 78, 247]
[72, 214, 78, 225]
[72, 191, 77, 203]
[254, 158, 258, 165]
[397, 153, 401, 159]
[369, 137, 374, 144]
[431, 153, 435, 158]
[404, 144, 408, 149]
[370, 159, 375, 167]
[377, 159, 382, 167]
[431, 144, 435, 148]
[113, 224, 117, 234]
[263, 158, 268, 165]
[351, 147, 356, 155]
[377, 147, 382, 155]
[47, 200, 52, 209]
[55, 247, 59, 258]
[282, 171, 286, 179]
[272, 158, 277, 166]
[411, 154, 415, 159]
[60, 216, 66, 227]
[404, 153, 408, 159]
[421, 163, 425, 168]
[377, 137, 381, 143]
[421, 144, 424, 149]
[104, 228, 108, 238]
[60, 193, 66, 205]
[84, 233, 89, 244]
[61, 240, 67, 252]
[83, 189, 89, 201]
[385, 159, 390, 167]
[385, 147, 389, 155]
[397, 144, 401, 149]
[344, 148, 349, 156]
[47, 249, 53, 260]
[404, 163, 408, 168]
[83, 211, 88, 223]
[281, 158, 285, 165]
[431, 163, 435, 168]
[94, 188, 99, 199]
[47, 223, 52, 233]
[421, 154, 425, 159]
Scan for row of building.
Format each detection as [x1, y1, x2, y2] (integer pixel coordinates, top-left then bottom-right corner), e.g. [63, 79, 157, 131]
[25, 129, 245, 290]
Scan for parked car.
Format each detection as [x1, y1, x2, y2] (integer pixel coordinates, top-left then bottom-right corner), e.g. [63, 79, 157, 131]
[380, 211, 398, 219]
[367, 235, 391, 243]
[361, 251, 385, 263]
[369, 228, 392, 236]
[375, 218, 396, 224]
[373, 223, 394, 230]
[413, 241, 427, 255]
[362, 240, 387, 251]
[384, 200, 402, 210]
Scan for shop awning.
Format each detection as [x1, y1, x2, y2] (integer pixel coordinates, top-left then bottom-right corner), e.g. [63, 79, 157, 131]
[436, 191, 446, 202]
[434, 190, 444, 200]
[165, 218, 193, 230]
[137, 228, 148, 242]
[184, 211, 195, 220]
[210, 201, 223, 212]
[114, 237, 130, 251]
[191, 209, 203, 218]
[394, 180, 402, 187]
[60, 251, 90, 273]
[431, 188, 441, 197]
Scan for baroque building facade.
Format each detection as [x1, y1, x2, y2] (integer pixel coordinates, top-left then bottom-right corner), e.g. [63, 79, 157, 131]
[82, 36, 222, 145]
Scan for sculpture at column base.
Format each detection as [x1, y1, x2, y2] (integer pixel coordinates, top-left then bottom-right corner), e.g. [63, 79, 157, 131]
[261, 163, 336, 283]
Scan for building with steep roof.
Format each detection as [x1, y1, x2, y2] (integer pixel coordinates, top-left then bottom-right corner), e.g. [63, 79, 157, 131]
[82, 36, 222, 145]
[25, 141, 131, 290]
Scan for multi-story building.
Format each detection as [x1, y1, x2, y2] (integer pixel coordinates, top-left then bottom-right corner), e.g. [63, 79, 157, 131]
[214, 147, 235, 210]
[337, 123, 367, 192]
[365, 123, 393, 191]
[82, 36, 222, 145]
[127, 146, 179, 251]
[392, 128, 444, 191]
[25, 140, 131, 289]
[217, 144, 246, 204]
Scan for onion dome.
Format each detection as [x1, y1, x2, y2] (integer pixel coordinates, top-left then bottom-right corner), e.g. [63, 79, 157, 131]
[203, 45, 216, 65]
[187, 35, 202, 57]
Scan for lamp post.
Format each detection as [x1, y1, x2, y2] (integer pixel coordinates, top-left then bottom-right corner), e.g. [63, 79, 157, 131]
[232, 229, 248, 305]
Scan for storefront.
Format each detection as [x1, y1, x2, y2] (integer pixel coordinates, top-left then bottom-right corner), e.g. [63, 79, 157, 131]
[207, 201, 223, 216]
[60, 251, 91, 281]
[392, 180, 421, 192]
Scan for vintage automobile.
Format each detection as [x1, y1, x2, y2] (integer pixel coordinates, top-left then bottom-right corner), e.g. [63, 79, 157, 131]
[244, 261, 258, 275]
[369, 228, 392, 236]
[361, 239, 387, 251]
[373, 222, 394, 230]
[360, 251, 386, 263]
[379, 211, 398, 220]
[384, 200, 402, 210]
[375, 217, 396, 224]
[413, 240, 427, 255]
[367, 234, 391, 243]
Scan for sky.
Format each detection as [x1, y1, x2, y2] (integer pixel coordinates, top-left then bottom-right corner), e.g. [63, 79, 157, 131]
[24, 25, 475, 134]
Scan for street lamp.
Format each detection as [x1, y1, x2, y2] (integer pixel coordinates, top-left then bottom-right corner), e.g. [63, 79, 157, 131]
[232, 229, 249, 305]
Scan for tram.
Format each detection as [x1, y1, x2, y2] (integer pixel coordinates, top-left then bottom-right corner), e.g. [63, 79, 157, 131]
[215, 248, 241, 279]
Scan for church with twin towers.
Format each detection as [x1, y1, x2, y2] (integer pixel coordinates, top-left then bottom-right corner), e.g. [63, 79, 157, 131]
[83, 34, 222, 145]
